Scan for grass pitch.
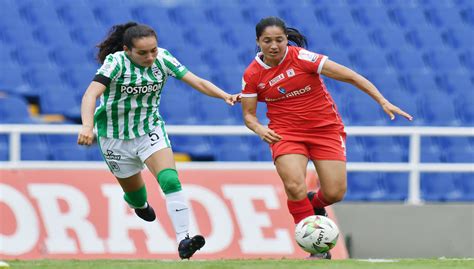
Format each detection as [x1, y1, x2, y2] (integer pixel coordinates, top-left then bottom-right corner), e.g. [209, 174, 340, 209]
[4, 258, 474, 269]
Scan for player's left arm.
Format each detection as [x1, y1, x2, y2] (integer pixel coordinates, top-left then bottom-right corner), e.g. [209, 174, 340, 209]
[180, 71, 240, 105]
[321, 59, 413, 121]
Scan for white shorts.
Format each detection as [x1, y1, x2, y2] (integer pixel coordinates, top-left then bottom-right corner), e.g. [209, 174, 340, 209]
[98, 124, 171, 178]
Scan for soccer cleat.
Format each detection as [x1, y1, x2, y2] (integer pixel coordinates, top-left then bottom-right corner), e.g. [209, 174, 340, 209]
[307, 191, 328, 217]
[134, 203, 156, 222]
[308, 251, 332, 259]
[178, 234, 206, 259]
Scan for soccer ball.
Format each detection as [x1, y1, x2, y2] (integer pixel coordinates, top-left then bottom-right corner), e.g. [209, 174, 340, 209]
[295, 215, 339, 254]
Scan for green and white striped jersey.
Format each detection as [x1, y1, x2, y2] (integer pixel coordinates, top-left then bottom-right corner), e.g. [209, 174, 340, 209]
[94, 48, 188, 139]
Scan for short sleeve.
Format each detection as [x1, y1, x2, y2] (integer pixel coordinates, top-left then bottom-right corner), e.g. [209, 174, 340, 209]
[241, 71, 258, 98]
[296, 48, 328, 74]
[96, 54, 122, 80]
[161, 49, 188, 79]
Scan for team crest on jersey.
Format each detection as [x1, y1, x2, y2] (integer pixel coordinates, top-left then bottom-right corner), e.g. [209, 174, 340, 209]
[269, 73, 285, 86]
[258, 83, 266, 89]
[152, 65, 162, 79]
[278, 86, 286, 94]
[286, 68, 295, 77]
[297, 49, 318, 62]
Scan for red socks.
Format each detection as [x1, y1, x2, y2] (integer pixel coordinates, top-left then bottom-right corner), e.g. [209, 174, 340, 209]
[287, 198, 314, 224]
[309, 190, 331, 209]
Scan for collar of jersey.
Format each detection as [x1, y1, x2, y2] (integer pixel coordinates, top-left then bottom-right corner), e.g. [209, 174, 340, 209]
[123, 52, 150, 70]
[255, 46, 289, 69]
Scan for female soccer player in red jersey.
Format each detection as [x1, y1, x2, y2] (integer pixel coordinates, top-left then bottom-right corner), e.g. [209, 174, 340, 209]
[241, 17, 413, 257]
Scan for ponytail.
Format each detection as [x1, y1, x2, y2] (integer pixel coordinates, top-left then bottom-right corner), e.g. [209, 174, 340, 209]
[96, 21, 157, 63]
[286, 27, 307, 48]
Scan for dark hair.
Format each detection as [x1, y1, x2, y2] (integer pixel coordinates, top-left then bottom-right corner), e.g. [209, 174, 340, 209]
[96, 22, 157, 63]
[255, 16, 307, 49]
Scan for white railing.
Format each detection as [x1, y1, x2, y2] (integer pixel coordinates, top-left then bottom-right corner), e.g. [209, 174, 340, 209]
[0, 124, 473, 205]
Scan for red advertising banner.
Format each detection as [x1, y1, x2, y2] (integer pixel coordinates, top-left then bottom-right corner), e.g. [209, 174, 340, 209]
[0, 169, 348, 260]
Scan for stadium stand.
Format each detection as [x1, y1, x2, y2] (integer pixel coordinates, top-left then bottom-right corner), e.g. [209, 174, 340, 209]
[0, 0, 472, 202]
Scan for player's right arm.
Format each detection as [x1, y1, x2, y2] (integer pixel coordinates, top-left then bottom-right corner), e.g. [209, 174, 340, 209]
[241, 96, 282, 144]
[77, 82, 106, 146]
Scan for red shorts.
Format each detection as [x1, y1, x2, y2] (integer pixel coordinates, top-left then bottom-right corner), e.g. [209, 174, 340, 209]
[270, 130, 347, 161]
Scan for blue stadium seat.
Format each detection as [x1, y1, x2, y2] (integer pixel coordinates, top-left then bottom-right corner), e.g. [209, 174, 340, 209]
[17, 1, 61, 25]
[370, 73, 403, 92]
[279, 6, 317, 27]
[421, 173, 463, 201]
[93, 6, 134, 27]
[388, 7, 430, 28]
[400, 73, 441, 94]
[382, 173, 409, 201]
[406, 25, 447, 49]
[247, 135, 272, 161]
[345, 136, 368, 162]
[0, 64, 30, 95]
[196, 95, 240, 125]
[442, 26, 474, 49]
[170, 135, 215, 161]
[51, 43, 94, 66]
[436, 72, 473, 95]
[360, 136, 408, 162]
[39, 87, 81, 119]
[0, 135, 8, 161]
[209, 66, 244, 91]
[425, 6, 465, 27]
[352, 7, 394, 27]
[160, 82, 200, 125]
[131, 5, 174, 29]
[70, 25, 107, 47]
[212, 137, 254, 161]
[168, 6, 212, 25]
[349, 47, 390, 74]
[387, 48, 427, 72]
[86, 144, 104, 161]
[421, 137, 445, 162]
[21, 134, 50, 160]
[314, 6, 356, 27]
[419, 90, 460, 126]
[438, 137, 474, 163]
[454, 91, 474, 125]
[201, 45, 242, 69]
[345, 172, 387, 201]
[332, 25, 373, 48]
[459, 50, 474, 70]
[45, 134, 89, 161]
[0, 95, 33, 123]
[220, 23, 256, 51]
[461, 6, 474, 25]
[344, 93, 388, 125]
[369, 26, 408, 49]
[27, 66, 64, 90]
[242, 4, 282, 25]
[206, 6, 247, 27]
[423, 49, 463, 72]
[33, 23, 74, 46]
[0, 23, 37, 47]
[320, 47, 352, 68]
[13, 44, 52, 65]
[453, 173, 474, 201]
[57, 4, 99, 27]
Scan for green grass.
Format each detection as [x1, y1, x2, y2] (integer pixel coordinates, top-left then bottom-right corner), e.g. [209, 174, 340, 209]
[4, 259, 474, 269]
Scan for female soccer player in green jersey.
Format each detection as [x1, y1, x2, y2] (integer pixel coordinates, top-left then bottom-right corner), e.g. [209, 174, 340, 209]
[77, 22, 240, 259]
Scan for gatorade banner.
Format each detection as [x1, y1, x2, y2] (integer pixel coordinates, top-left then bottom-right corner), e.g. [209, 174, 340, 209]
[0, 169, 348, 260]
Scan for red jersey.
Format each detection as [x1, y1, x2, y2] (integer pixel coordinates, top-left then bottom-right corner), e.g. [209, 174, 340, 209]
[242, 46, 344, 133]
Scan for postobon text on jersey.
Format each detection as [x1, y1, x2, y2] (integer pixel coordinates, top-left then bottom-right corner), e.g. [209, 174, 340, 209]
[120, 84, 162, 95]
